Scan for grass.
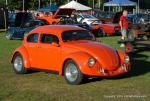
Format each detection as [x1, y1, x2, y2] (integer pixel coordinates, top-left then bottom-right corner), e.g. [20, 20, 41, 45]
[0, 32, 150, 101]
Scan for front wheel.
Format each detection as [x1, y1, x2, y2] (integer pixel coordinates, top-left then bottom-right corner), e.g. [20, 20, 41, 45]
[64, 60, 84, 85]
[12, 53, 27, 74]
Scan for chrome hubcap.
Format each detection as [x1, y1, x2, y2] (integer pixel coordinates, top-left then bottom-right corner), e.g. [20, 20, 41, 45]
[65, 63, 78, 82]
[14, 56, 23, 72]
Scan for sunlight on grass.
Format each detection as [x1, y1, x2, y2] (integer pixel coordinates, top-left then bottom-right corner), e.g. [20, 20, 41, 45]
[0, 32, 150, 101]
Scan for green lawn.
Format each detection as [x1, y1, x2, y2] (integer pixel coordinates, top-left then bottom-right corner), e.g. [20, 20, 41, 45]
[0, 32, 150, 101]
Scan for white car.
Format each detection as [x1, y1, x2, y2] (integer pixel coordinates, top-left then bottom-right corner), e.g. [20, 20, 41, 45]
[77, 14, 102, 25]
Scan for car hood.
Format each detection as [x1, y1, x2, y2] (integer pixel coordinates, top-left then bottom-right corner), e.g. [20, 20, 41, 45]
[84, 18, 98, 21]
[53, 8, 75, 18]
[101, 23, 119, 27]
[64, 40, 120, 70]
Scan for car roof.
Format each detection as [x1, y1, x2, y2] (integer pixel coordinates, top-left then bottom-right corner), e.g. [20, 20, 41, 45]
[30, 25, 86, 35]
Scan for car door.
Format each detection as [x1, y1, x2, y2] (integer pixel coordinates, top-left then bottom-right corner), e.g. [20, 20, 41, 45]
[37, 34, 61, 71]
[25, 33, 39, 68]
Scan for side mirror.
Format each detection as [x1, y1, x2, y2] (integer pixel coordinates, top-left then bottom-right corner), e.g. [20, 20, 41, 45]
[51, 42, 60, 47]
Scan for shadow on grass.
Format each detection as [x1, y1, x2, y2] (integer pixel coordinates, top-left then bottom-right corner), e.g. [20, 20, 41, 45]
[83, 47, 150, 83]
[107, 47, 150, 80]
[25, 47, 150, 84]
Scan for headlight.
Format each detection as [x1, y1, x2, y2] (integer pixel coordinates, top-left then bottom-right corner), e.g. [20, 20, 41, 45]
[88, 58, 95, 67]
[124, 56, 130, 63]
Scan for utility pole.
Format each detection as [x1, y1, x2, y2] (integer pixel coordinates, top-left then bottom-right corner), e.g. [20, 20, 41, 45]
[93, 0, 94, 9]
[39, 0, 41, 9]
[50, 0, 52, 6]
[98, 0, 101, 9]
[5, 0, 8, 9]
[6, 0, 8, 6]
[138, 0, 140, 13]
[23, 0, 25, 12]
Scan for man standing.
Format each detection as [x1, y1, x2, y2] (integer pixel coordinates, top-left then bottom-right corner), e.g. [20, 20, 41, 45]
[119, 10, 128, 47]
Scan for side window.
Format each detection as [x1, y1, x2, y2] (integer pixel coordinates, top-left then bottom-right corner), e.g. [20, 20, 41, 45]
[40, 34, 59, 44]
[27, 33, 39, 43]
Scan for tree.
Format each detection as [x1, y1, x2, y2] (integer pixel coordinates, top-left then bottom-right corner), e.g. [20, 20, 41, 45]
[0, 0, 149, 10]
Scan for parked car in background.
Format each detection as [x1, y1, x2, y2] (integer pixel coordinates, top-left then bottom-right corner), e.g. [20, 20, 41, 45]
[56, 16, 101, 37]
[127, 14, 150, 24]
[37, 8, 75, 24]
[77, 13, 121, 36]
[77, 13, 100, 25]
[6, 20, 46, 40]
[11, 25, 130, 85]
[8, 12, 34, 27]
[93, 10, 115, 23]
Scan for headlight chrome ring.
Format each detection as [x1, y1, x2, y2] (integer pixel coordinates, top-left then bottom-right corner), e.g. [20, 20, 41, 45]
[88, 58, 96, 67]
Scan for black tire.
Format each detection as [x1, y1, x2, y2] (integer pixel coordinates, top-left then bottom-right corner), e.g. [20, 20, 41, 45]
[12, 53, 27, 74]
[64, 60, 84, 85]
[99, 28, 106, 37]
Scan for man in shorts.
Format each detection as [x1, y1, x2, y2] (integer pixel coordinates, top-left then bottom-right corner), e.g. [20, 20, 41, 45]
[119, 10, 128, 47]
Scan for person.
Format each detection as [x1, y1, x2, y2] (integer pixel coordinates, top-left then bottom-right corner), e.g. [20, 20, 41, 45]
[119, 10, 128, 47]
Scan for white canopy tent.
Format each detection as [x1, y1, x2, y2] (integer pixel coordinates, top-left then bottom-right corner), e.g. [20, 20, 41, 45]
[60, 0, 92, 11]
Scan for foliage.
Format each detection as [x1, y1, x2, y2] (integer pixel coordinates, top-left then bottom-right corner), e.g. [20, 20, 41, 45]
[0, 0, 150, 10]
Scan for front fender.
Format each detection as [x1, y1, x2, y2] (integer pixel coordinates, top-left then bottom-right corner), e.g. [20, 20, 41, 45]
[117, 50, 130, 64]
[11, 45, 31, 68]
[60, 52, 92, 75]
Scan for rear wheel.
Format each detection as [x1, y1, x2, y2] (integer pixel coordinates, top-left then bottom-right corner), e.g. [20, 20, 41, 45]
[64, 60, 84, 85]
[13, 53, 27, 74]
[99, 28, 106, 37]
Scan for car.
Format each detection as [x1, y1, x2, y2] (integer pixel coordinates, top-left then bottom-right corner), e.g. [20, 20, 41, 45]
[77, 13, 100, 25]
[56, 16, 101, 37]
[8, 12, 34, 27]
[11, 25, 130, 85]
[6, 20, 47, 40]
[76, 13, 121, 36]
[37, 8, 75, 24]
[93, 10, 115, 23]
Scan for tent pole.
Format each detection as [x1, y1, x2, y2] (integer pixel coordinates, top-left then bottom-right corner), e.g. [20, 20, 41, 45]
[138, 0, 139, 13]
[136, 4, 138, 14]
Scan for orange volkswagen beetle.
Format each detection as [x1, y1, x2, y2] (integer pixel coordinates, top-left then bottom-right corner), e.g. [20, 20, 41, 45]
[11, 25, 130, 85]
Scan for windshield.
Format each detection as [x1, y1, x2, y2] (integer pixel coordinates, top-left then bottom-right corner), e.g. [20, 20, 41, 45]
[82, 14, 95, 19]
[62, 30, 95, 42]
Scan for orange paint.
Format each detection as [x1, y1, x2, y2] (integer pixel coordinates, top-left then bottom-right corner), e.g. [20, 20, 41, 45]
[11, 25, 130, 77]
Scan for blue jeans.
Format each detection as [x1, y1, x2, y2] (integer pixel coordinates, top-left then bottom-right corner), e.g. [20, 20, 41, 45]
[121, 28, 127, 38]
